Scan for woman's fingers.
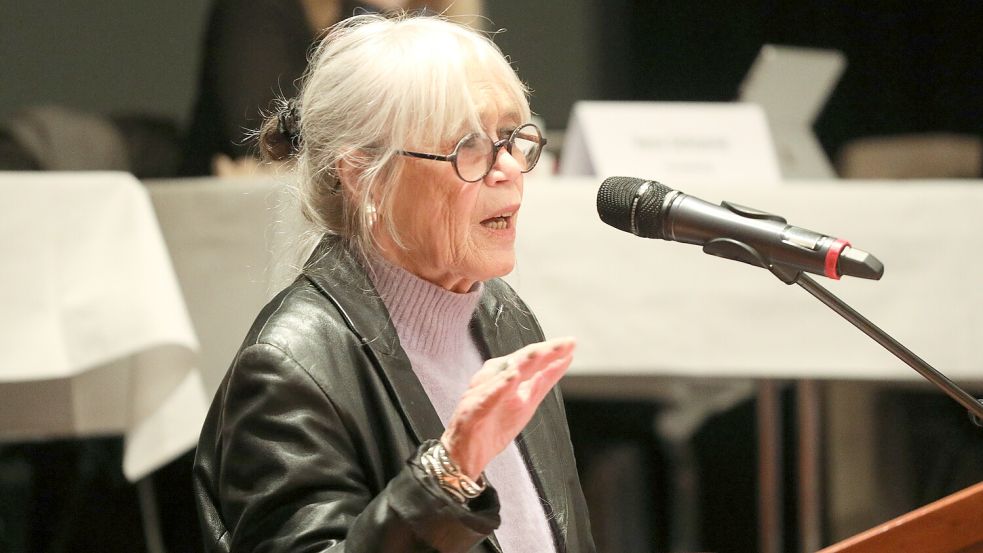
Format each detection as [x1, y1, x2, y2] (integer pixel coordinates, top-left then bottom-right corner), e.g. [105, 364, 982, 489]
[443, 337, 578, 477]
[513, 338, 575, 378]
[471, 338, 564, 386]
[469, 337, 577, 408]
[532, 355, 573, 397]
[484, 338, 576, 398]
[476, 361, 524, 409]
[517, 354, 572, 402]
[470, 355, 512, 387]
[514, 336, 576, 360]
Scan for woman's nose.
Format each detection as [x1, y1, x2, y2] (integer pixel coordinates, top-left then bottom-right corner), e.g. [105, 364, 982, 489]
[486, 146, 523, 183]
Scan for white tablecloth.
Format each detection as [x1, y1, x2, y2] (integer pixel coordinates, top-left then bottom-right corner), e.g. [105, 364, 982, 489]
[511, 178, 983, 384]
[0, 172, 208, 481]
[147, 176, 983, 392]
[148, 176, 302, 395]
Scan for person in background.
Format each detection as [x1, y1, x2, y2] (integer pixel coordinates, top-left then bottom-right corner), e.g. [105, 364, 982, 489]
[180, 0, 483, 176]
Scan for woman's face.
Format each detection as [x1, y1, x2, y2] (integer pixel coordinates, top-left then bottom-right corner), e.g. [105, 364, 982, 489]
[381, 88, 526, 293]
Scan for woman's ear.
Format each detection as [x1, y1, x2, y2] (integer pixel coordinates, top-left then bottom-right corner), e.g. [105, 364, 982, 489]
[338, 149, 399, 207]
[335, 156, 361, 198]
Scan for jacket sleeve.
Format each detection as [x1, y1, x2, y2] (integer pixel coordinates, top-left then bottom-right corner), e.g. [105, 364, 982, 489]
[214, 342, 500, 552]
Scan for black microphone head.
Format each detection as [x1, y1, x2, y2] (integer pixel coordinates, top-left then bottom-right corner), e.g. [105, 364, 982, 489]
[597, 176, 675, 239]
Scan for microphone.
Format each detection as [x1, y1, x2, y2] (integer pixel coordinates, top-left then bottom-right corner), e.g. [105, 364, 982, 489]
[596, 176, 884, 280]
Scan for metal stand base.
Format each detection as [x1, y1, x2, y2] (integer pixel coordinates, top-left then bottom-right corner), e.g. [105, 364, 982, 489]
[137, 476, 166, 553]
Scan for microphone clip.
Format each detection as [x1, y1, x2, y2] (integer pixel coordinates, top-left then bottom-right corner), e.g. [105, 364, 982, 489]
[702, 238, 802, 285]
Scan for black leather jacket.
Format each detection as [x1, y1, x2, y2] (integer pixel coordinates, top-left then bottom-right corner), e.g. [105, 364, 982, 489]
[193, 237, 595, 552]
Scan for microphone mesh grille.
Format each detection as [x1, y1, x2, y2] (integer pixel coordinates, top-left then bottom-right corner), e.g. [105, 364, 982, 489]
[597, 176, 674, 239]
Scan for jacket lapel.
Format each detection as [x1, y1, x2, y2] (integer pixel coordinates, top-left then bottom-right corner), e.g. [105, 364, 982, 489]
[301, 237, 445, 446]
[472, 282, 571, 552]
[304, 238, 562, 553]
[304, 238, 503, 553]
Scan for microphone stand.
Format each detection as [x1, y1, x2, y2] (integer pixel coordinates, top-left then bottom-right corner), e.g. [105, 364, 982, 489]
[705, 238, 983, 553]
[773, 264, 983, 553]
[768, 264, 983, 426]
[704, 237, 983, 424]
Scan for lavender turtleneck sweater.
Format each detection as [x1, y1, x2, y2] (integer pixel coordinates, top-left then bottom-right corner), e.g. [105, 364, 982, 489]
[368, 258, 556, 553]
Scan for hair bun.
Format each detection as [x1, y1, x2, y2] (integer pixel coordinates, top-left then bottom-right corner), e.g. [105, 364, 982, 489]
[278, 99, 301, 149]
[259, 98, 302, 161]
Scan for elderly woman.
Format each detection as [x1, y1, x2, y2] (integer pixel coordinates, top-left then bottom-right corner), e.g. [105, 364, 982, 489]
[194, 13, 595, 553]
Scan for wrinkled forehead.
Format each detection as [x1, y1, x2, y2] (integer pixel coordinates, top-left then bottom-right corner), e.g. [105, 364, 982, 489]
[466, 80, 526, 131]
[439, 70, 531, 146]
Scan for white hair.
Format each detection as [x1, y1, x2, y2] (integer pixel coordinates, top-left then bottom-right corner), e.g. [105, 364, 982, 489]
[287, 12, 531, 260]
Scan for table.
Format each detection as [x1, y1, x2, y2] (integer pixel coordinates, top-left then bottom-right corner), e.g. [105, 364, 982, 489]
[512, 178, 982, 382]
[0, 172, 209, 551]
[147, 175, 983, 552]
[147, 176, 301, 395]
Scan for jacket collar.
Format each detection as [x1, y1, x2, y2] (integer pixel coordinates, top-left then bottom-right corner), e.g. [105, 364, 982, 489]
[301, 236, 446, 446]
[299, 236, 524, 446]
[302, 235, 566, 552]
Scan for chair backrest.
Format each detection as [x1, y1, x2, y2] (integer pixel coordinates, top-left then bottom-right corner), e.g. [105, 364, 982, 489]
[837, 133, 982, 179]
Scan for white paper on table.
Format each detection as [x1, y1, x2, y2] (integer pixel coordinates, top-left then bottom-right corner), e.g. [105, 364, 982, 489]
[739, 44, 847, 179]
[559, 101, 782, 187]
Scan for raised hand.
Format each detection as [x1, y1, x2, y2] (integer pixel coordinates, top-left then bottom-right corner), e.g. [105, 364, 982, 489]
[440, 336, 576, 479]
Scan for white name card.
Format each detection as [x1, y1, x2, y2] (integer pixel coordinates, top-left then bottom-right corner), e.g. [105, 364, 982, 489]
[559, 101, 782, 186]
[739, 44, 847, 179]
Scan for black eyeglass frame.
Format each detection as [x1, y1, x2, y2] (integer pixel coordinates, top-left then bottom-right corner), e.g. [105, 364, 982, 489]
[398, 123, 547, 183]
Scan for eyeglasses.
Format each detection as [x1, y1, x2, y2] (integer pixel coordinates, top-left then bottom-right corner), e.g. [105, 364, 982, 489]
[399, 123, 547, 183]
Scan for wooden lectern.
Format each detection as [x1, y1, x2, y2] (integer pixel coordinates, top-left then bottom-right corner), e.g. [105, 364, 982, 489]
[818, 481, 983, 553]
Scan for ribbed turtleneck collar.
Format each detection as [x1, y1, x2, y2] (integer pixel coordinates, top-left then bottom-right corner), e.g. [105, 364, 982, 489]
[367, 256, 483, 357]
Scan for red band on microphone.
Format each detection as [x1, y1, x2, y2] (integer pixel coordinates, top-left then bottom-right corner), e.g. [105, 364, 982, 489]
[825, 239, 850, 280]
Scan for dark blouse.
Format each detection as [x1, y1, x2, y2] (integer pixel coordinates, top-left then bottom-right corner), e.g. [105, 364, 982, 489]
[180, 0, 314, 175]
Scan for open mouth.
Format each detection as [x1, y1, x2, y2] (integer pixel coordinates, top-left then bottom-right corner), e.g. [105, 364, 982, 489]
[480, 212, 513, 230]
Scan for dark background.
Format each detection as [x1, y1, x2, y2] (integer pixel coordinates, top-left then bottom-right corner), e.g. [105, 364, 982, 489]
[493, 1, 983, 163]
[2, 1, 981, 164]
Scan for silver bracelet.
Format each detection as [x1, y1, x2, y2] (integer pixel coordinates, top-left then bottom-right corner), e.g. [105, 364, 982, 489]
[420, 441, 486, 503]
